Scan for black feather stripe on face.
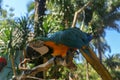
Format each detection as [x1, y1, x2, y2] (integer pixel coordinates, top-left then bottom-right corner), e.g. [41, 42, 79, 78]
[26, 46, 41, 59]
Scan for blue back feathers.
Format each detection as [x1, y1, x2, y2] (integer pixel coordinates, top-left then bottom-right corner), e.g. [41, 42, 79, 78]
[37, 28, 93, 49]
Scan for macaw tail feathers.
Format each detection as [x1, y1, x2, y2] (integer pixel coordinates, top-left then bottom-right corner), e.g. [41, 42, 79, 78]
[79, 47, 112, 80]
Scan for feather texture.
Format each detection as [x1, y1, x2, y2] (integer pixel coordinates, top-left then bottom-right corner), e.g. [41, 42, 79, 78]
[36, 28, 92, 49]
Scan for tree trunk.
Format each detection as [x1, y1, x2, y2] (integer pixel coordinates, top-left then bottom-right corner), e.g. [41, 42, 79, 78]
[10, 53, 16, 77]
[34, 0, 46, 78]
[34, 0, 46, 37]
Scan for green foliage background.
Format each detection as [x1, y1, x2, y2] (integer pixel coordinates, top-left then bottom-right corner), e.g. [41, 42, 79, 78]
[0, 0, 120, 79]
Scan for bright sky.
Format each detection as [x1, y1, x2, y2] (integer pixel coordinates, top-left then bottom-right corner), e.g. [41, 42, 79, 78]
[2, 0, 33, 17]
[2, 0, 120, 55]
[105, 30, 120, 55]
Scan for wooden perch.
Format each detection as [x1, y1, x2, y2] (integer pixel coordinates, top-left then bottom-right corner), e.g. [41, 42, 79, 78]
[19, 58, 31, 70]
[29, 57, 55, 76]
[19, 57, 72, 76]
[18, 49, 76, 80]
[18, 58, 67, 80]
[71, 1, 92, 28]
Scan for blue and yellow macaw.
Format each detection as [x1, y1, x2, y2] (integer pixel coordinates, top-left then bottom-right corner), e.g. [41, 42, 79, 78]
[34, 28, 112, 80]
[36, 28, 92, 57]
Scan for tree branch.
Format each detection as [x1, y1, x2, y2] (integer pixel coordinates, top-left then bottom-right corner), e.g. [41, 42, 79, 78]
[29, 57, 55, 76]
[18, 49, 76, 80]
[71, 1, 92, 28]
[19, 58, 31, 70]
[18, 57, 67, 80]
[19, 57, 66, 76]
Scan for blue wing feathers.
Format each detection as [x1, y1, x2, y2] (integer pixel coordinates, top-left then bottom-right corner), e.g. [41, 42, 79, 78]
[36, 28, 92, 49]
